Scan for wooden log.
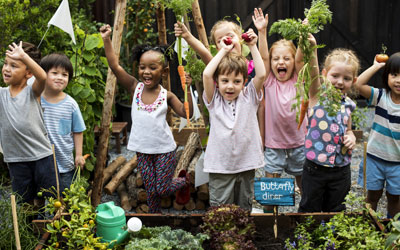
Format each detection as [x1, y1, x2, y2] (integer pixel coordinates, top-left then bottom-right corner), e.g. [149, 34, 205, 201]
[161, 196, 172, 208]
[174, 132, 200, 178]
[184, 198, 196, 211]
[136, 172, 143, 187]
[136, 188, 147, 203]
[188, 149, 202, 185]
[197, 183, 209, 201]
[136, 203, 149, 213]
[195, 199, 206, 210]
[117, 182, 132, 211]
[173, 200, 184, 211]
[92, 0, 127, 207]
[130, 199, 138, 208]
[102, 155, 126, 185]
[104, 155, 137, 195]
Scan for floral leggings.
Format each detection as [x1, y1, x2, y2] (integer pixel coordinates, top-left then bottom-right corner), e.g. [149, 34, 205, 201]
[136, 151, 186, 213]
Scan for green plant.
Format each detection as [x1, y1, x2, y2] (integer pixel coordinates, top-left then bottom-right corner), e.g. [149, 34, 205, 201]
[43, 168, 108, 250]
[351, 103, 368, 130]
[0, 184, 39, 249]
[126, 225, 209, 250]
[385, 213, 400, 249]
[201, 204, 256, 250]
[285, 192, 385, 250]
[269, 0, 332, 123]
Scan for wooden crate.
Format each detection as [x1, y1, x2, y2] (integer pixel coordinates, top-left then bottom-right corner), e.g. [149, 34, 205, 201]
[170, 111, 208, 146]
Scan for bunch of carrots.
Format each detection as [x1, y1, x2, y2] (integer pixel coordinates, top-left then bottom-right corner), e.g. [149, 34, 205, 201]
[269, 0, 332, 129]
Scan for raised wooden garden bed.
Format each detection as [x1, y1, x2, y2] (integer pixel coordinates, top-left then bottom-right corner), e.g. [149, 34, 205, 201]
[171, 110, 208, 146]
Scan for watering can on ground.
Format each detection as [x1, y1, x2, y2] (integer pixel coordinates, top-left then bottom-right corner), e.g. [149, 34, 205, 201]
[96, 201, 142, 248]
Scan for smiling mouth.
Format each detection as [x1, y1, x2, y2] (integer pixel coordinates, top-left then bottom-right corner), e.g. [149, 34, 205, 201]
[277, 68, 287, 77]
[143, 78, 152, 85]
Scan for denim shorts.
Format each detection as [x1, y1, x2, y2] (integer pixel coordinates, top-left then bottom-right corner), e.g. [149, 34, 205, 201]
[264, 146, 305, 176]
[358, 154, 400, 195]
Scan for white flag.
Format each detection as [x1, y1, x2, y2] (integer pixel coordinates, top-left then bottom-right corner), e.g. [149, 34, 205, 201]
[48, 0, 76, 44]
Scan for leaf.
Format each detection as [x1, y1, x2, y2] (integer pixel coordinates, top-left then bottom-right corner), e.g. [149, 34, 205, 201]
[82, 51, 94, 62]
[85, 35, 100, 50]
[72, 85, 84, 96]
[84, 66, 97, 76]
[79, 88, 91, 99]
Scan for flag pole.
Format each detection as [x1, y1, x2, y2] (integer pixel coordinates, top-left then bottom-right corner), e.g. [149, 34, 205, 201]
[38, 26, 50, 48]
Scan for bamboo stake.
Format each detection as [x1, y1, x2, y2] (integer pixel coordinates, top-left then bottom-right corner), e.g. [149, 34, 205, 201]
[11, 195, 21, 250]
[273, 173, 278, 239]
[363, 141, 367, 197]
[52, 145, 60, 201]
[92, 0, 127, 207]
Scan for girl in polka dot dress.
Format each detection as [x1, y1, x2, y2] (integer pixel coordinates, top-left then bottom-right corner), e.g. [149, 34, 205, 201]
[298, 48, 359, 212]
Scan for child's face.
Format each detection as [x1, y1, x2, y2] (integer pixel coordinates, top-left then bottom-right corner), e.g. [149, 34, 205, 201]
[213, 24, 241, 55]
[323, 61, 356, 94]
[138, 51, 165, 88]
[270, 46, 295, 82]
[46, 66, 69, 92]
[1, 56, 30, 86]
[217, 71, 244, 101]
[388, 72, 400, 98]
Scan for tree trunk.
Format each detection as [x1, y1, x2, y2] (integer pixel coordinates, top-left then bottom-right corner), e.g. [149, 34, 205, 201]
[91, 0, 127, 207]
[104, 155, 137, 195]
[102, 156, 126, 185]
[188, 149, 202, 185]
[174, 132, 200, 177]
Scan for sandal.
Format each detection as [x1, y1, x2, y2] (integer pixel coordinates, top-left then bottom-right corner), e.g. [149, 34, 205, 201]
[175, 170, 190, 205]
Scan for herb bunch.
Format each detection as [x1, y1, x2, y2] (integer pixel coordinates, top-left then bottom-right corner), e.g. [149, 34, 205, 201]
[269, 0, 332, 122]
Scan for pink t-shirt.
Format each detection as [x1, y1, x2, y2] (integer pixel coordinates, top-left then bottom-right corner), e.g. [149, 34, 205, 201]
[203, 80, 265, 174]
[264, 73, 306, 148]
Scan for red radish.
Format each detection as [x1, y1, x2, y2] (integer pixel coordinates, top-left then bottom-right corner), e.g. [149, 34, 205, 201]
[241, 33, 251, 42]
[223, 37, 232, 45]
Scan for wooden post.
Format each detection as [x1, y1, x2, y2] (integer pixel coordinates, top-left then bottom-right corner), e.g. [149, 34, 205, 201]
[91, 0, 127, 207]
[363, 141, 367, 197]
[273, 173, 279, 239]
[11, 195, 21, 250]
[191, 0, 209, 126]
[156, 2, 172, 124]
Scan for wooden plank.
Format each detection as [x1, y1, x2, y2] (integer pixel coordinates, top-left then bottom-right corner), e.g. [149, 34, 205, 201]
[172, 127, 207, 146]
[91, 0, 127, 207]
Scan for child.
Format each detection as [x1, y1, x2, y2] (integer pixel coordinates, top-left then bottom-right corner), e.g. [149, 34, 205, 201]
[356, 53, 400, 218]
[174, 9, 266, 141]
[254, 10, 306, 205]
[202, 28, 266, 210]
[0, 42, 58, 204]
[100, 24, 194, 213]
[298, 47, 359, 212]
[40, 53, 86, 191]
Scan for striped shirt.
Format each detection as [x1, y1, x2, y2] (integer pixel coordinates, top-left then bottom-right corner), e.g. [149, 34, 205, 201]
[367, 87, 400, 162]
[41, 95, 86, 173]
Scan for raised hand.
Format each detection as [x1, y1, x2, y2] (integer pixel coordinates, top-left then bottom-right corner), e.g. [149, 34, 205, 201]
[252, 8, 268, 31]
[6, 41, 26, 60]
[174, 21, 190, 39]
[242, 28, 258, 46]
[99, 24, 112, 39]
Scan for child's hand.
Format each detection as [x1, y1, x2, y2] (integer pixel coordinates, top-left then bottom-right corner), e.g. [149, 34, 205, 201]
[75, 155, 86, 171]
[100, 24, 112, 39]
[174, 21, 190, 39]
[219, 36, 234, 51]
[252, 8, 268, 31]
[343, 133, 356, 150]
[185, 72, 193, 86]
[308, 33, 317, 47]
[373, 55, 386, 68]
[242, 29, 258, 46]
[6, 41, 26, 61]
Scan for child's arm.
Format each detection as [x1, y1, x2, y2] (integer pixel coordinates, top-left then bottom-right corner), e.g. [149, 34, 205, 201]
[100, 24, 138, 93]
[245, 29, 267, 93]
[355, 56, 386, 100]
[6, 42, 46, 97]
[202, 39, 232, 103]
[73, 132, 85, 170]
[174, 21, 213, 64]
[253, 8, 270, 76]
[167, 90, 194, 119]
[343, 117, 356, 150]
[306, 34, 320, 108]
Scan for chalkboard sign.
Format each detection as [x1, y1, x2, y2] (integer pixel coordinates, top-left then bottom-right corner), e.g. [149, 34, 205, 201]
[254, 178, 295, 206]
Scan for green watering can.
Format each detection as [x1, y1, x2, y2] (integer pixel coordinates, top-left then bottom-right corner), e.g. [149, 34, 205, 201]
[96, 201, 142, 248]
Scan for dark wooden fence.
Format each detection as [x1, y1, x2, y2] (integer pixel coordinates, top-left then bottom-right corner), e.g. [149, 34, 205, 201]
[94, 0, 400, 98]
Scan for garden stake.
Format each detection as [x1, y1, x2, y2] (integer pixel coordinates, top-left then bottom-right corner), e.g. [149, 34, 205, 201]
[52, 145, 60, 201]
[11, 195, 21, 250]
[363, 141, 367, 197]
[273, 173, 279, 239]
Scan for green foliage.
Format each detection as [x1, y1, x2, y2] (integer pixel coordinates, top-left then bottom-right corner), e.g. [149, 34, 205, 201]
[386, 213, 400, 249]
[317, 77, 344, 117]
[269, 0, 332, 121]
[285, 192, 385, 250]
[125, 225, 209, 250]
[0, 184, 39, 250]
[201, 204, 256, 250]
[184, 47, 206, 83]
[44, 168, 109, 250]
[351, 103, 368, 130]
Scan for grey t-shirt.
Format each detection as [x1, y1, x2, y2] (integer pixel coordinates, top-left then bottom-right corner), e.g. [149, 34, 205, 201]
[0, 85, 52, 162]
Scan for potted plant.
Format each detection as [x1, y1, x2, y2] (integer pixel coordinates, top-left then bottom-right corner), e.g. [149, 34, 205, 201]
[351, 103, 368, 143]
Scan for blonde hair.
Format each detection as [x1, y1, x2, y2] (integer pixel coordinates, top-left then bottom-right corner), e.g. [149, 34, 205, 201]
[214, 53, 247, 82]
[210, 20, 242, 45]
[323, 48, 360, 77]
[269, 39, 296, 61]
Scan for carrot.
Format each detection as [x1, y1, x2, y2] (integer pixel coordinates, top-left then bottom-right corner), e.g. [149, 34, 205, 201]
[177, 65, 186, 90]
[83, 154, 91, 160]
[297, 99, 309, 130]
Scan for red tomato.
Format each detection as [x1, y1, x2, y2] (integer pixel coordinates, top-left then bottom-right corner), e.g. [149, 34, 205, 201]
[376, 54, 389, 63]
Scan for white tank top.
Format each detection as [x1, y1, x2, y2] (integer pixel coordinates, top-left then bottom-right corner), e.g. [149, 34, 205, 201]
[127, 83, 176, 154]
